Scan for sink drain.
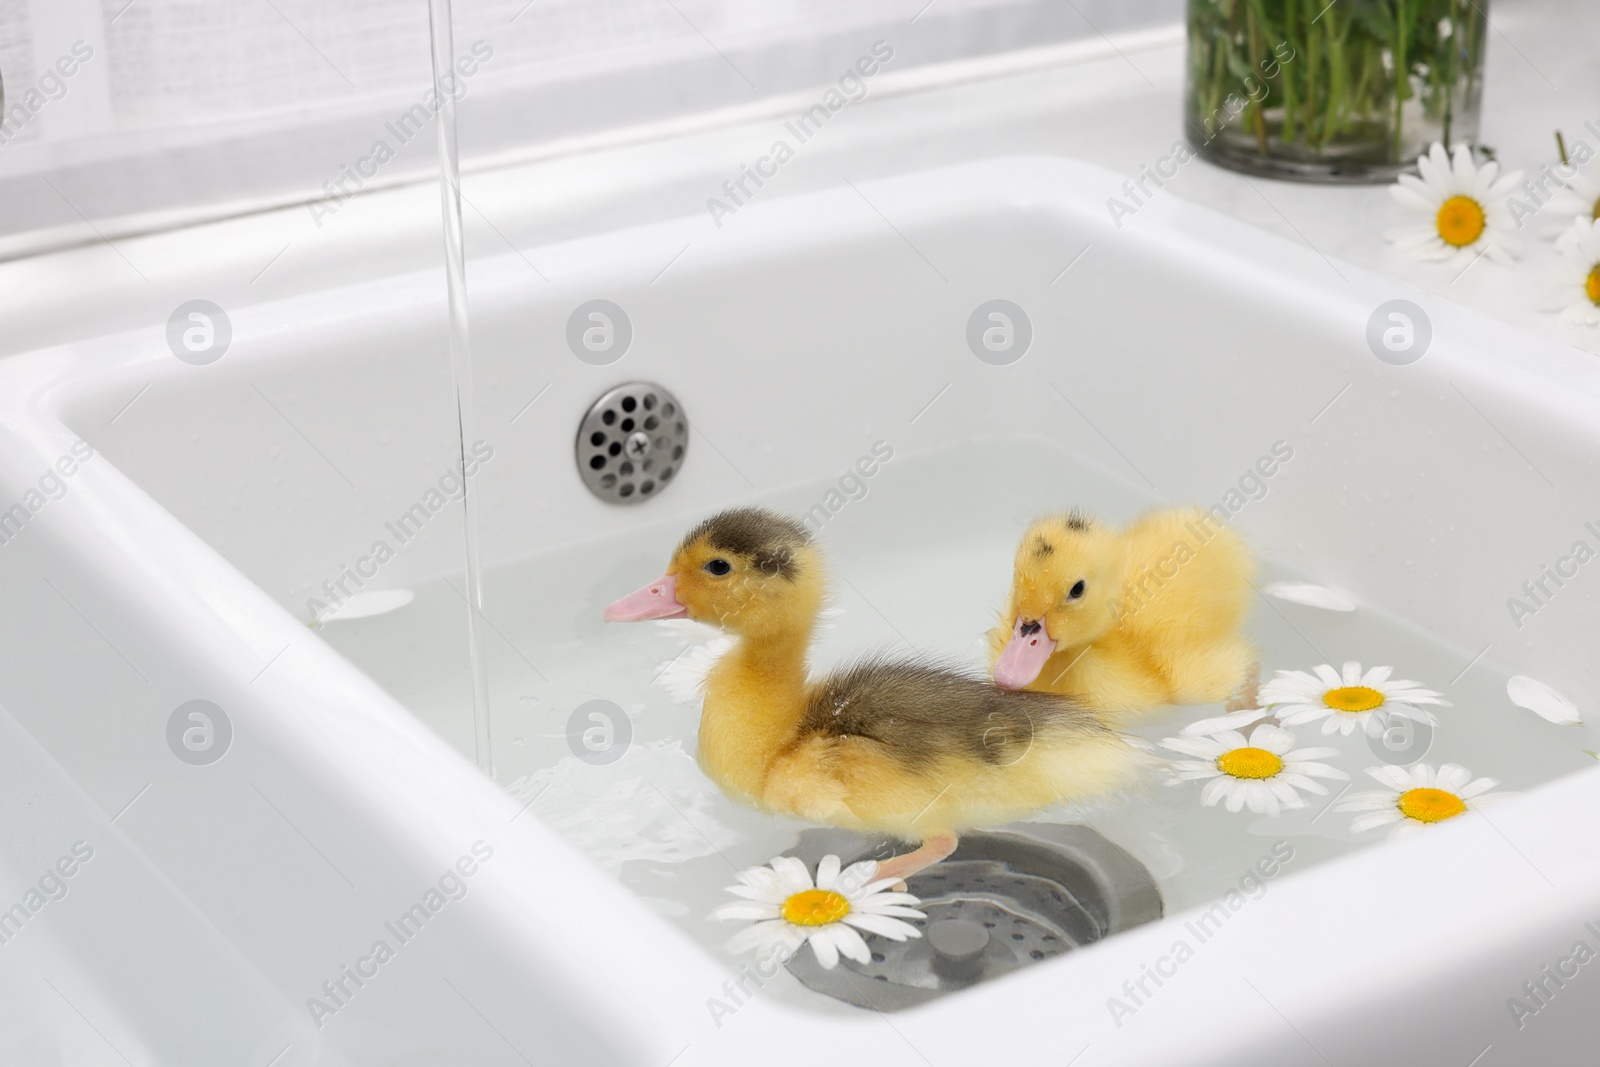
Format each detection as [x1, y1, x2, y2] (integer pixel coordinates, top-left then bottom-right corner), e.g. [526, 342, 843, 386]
[575, 382, 688, 505]
[784, 824, 1162, 1011]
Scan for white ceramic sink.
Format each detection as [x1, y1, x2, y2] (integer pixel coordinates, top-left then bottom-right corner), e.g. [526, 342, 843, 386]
[2, 155, 1598, 1065]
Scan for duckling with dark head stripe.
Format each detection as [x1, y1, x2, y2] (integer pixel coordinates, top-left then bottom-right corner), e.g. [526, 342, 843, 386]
[605, 506, 1145, 882]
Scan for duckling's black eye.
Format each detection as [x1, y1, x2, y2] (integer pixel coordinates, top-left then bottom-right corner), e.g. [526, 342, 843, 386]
[704, 558, 732, 577]
[1068, 579, 1086, 600]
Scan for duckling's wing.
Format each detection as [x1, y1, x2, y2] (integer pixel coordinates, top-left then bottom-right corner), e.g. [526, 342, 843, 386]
[800, 655, 1109, 772]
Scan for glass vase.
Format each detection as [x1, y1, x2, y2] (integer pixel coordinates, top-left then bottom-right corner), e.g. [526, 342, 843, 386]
[1185, 0, 1489, 183]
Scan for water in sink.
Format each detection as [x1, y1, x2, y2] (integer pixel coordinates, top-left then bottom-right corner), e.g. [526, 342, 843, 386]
[316, 436, 1592, 993]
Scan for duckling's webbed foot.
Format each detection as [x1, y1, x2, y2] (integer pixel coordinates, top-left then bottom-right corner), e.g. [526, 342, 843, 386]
[875, 833, 959, 891]
[1225, 661, 1261, 712]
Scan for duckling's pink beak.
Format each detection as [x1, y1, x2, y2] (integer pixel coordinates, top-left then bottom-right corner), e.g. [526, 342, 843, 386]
[604, 574, 688, 622]
[994, 618, 1056, 689]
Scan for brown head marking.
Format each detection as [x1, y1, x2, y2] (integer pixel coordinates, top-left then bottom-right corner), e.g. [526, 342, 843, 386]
[679, 507, 811, 580]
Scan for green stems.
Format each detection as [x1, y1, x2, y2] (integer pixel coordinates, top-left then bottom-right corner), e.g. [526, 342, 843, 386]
[1392, 0, 1409, 162]
[1186, 0, 1488, 179]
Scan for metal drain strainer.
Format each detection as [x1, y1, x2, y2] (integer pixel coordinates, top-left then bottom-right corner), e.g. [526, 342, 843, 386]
[785, 824, 1162, 1011]
[575, 382, 688, 504]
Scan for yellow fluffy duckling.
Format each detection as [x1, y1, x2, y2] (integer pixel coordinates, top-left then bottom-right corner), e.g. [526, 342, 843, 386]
[606, 507, 1144, 881]
[990, 508, 1257, 716]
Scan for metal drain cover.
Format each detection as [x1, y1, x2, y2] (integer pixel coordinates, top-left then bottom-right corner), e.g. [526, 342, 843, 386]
[785, 824, 1162, 1011]
[575, 382, 687, 504]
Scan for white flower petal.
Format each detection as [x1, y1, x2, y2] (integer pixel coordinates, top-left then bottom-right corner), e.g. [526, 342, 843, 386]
[1183, 707, 1272, 735]
[712, 901, 781, 922]
[1200, 775, 1234, 807]
[1409, 763, 1442, 787]
[1390, 183, 1437, 213]
[1386, 686, 1448, 706]
[769, 855, 813, 893]
[855, 889, 922, 909]
[826, 922, 873, 965]
[1261, 582, 1357, 611]
[726, 919, 796, 955]
[1417, 142, 1451, 191]
[723, 884, 777, 902]
[1162, 735, 1229, 759]
[1471, 158, 1499, 198]
[809, 928, 841, 969]
[1248, 724, 1296, 754]
[1351, 809, 1403, 833]
[1507, 675, 1582, 725]
[1269, 778, 1305, 810]
[1286, 760, 1347, 781]
[858, 904, 929, 920]
[1366, 765, 1412, 790]
[1434, 763, 1472, 793]
[1277, 772, 1329, 795]
[1171, 762, 1226, 781]
[1271, 699, 1331, 720]
[842, 912, 924, 940]
[1248, 782, 1277, 817]
[1337, 791, 1401, 812]
[840, 861, 882, 895]
[736, 866, 783, 895]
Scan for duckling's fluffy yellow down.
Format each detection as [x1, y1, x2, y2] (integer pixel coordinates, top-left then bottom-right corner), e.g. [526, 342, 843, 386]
[990, 507, 1256, 716]
[607, 507, 1148, 843]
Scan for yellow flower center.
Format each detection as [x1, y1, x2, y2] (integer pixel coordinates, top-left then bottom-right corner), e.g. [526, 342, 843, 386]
[1435, 195, 1486, 247]
[1586, 265, 1600, 306]
[781, 889, 851, 927]
[1397, 786, 1467, 823]
[1590, 197, 1600, 221]
[1216, 746, 1284, 780]
[1323, 685, 1385, 713]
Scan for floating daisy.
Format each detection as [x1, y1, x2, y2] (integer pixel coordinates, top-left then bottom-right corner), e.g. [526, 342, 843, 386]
[1386, 142, 1522, 266]
[1335, 762, 1503, 839]
[1262, 662, 1447, 737]
[1543, 218, 1600, 327]
[1160, 723, 1346, 817]
[712, 855, 925, 969]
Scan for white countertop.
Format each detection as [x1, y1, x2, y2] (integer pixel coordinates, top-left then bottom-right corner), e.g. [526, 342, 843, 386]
[2, 0, 1596, 361]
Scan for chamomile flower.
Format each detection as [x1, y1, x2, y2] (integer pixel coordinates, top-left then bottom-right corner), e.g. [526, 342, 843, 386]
[1160, 723, 1346, 817]
[1262, 661, 1447, 737]
[1335, 762, 1504, 839]
[712, 855, 924, 970]
[1386, 142, 1523, 266]
[1543, 218, 1600, 326]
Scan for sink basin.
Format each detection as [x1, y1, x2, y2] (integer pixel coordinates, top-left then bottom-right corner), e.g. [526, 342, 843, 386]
[2, 155, 1597, 1065]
